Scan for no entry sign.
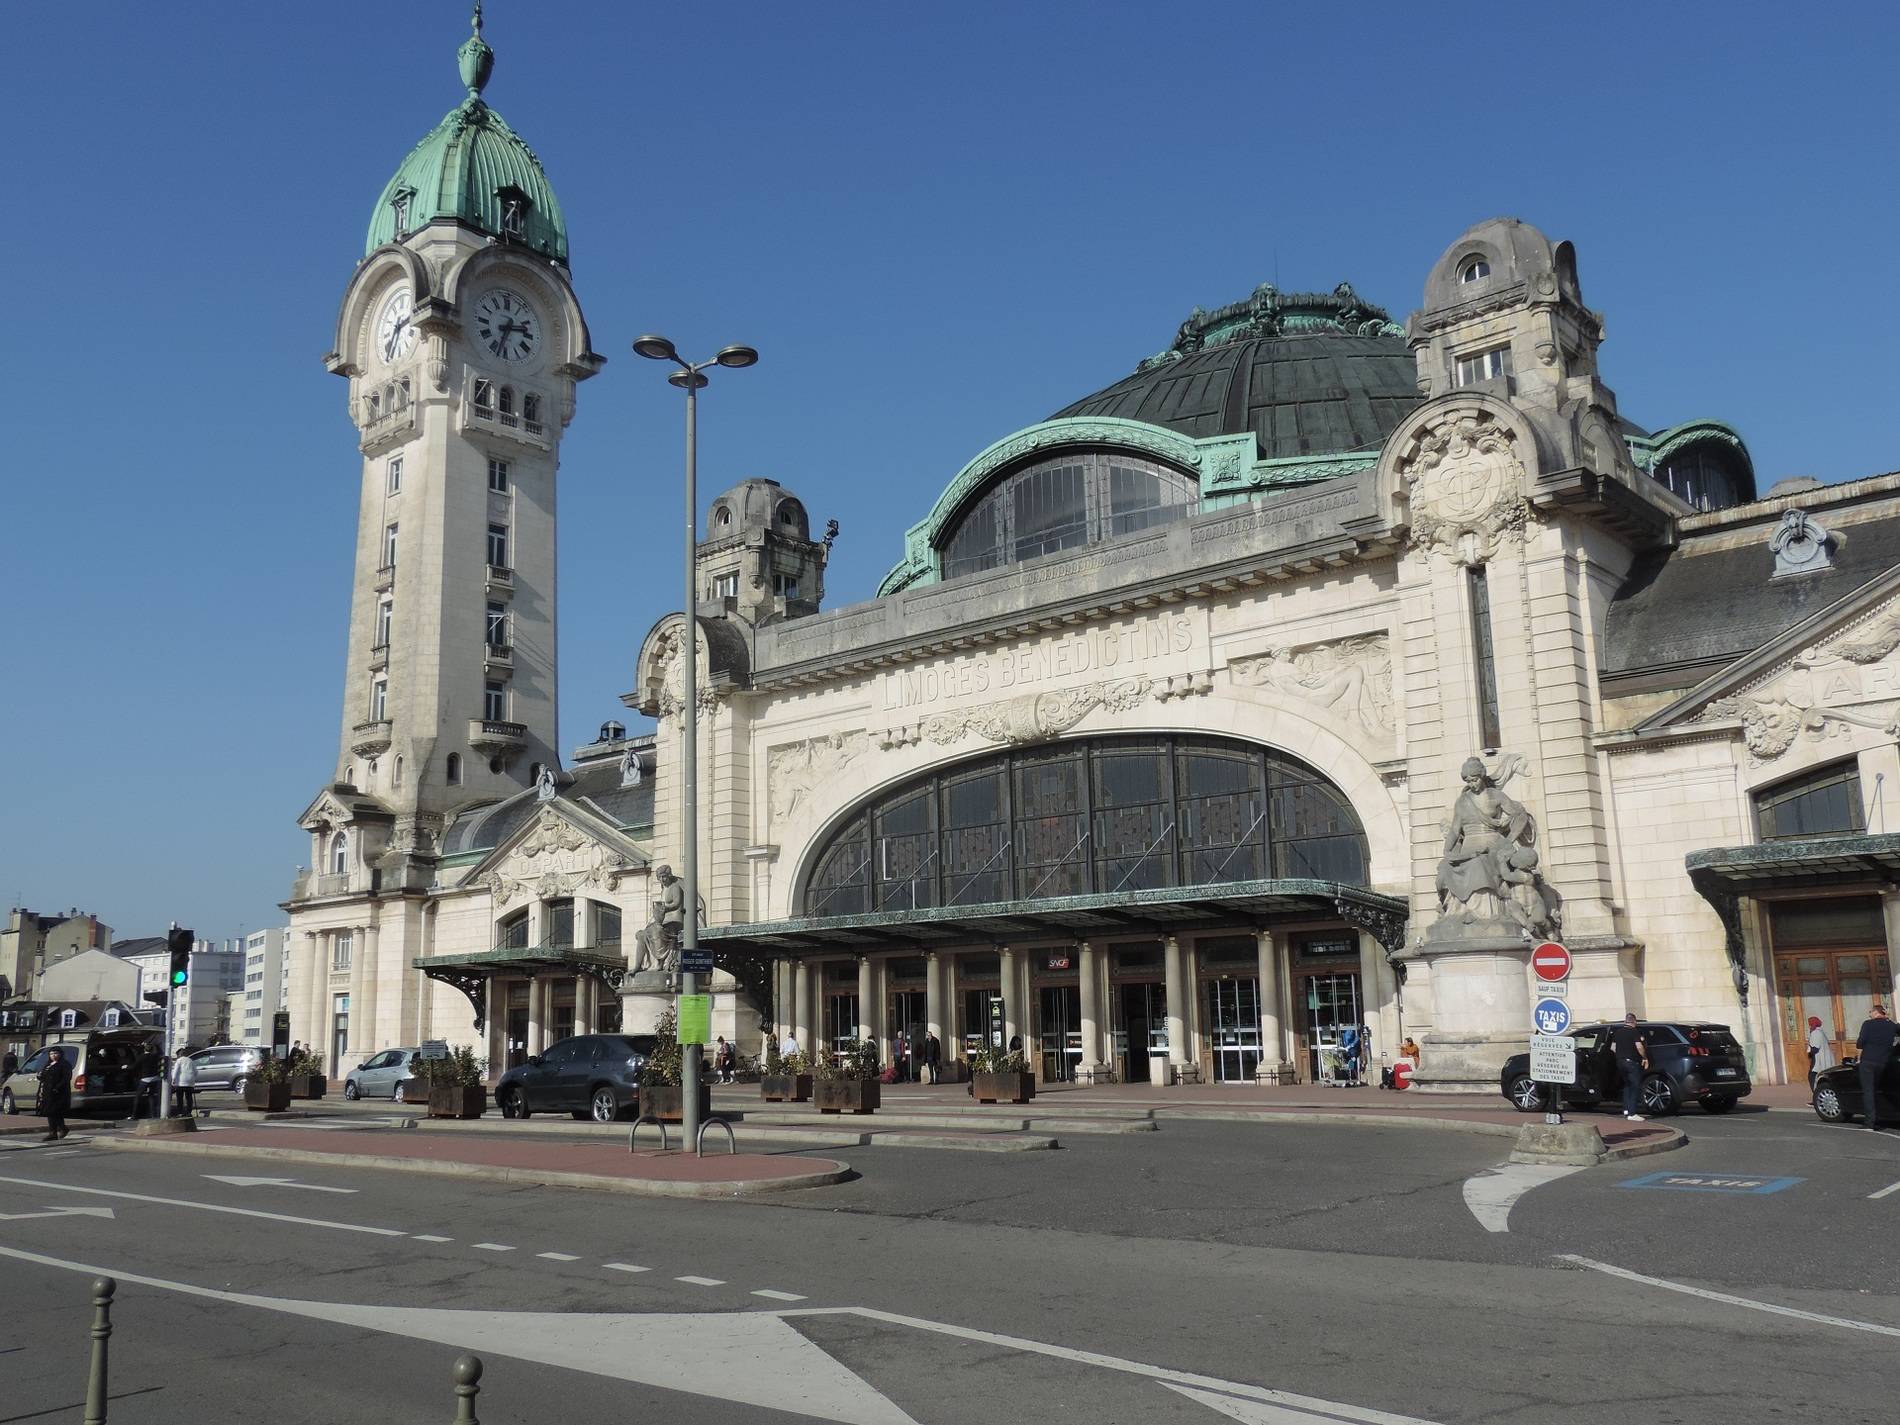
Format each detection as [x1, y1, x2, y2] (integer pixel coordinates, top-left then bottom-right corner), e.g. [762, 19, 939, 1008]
[1532, 941, 1572, 982]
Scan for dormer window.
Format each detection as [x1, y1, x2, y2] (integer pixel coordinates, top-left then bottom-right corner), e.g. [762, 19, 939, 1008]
[712, 571, 739, 600]
[714, 506, 733, 529]
[391, 188, 414, 237]
[1459, 257, 1491, 284]
[497, 186, 531, 240]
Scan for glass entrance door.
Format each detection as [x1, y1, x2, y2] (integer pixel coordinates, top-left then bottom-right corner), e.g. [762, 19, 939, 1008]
[824, 993, 860, 1060]
[1037, 985, 1081, 1082]
[1111, 982, 1168, 1083]
[331, 993, 350, 1069]
[505, 983, 529, 1070]
[1298, 972, 1362, 1082]
[963, 988, 1002, 1057]
[889, 989, 926, 1078]
[1206, 977, 1261, 1083]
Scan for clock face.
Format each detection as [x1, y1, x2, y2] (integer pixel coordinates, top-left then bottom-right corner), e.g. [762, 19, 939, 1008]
[474, 288, 539, 363]
[376, 286, 416, 364]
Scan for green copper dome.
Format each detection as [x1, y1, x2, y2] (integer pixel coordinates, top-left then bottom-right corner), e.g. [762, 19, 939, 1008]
[364, 4, 569, 265]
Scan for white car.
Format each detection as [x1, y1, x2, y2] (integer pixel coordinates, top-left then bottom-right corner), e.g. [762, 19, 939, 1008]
[343, 1042, 448, 1101]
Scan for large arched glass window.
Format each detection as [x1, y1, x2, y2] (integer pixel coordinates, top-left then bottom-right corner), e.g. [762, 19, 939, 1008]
[1755, 759, 1865, 841]
[939, 451, 1197, 581]
[802, 734, 1367, 916]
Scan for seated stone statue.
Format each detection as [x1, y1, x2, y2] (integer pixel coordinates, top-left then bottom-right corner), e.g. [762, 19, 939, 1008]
[1433, 756, 1560, 940]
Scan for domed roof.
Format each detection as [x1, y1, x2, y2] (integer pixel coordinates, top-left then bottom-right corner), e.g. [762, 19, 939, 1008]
[1051, 283, 1421, 460]
[364, 6, 569, 266]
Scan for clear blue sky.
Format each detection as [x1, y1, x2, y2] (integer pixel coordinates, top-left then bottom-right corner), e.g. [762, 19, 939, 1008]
[7, 2, 1897, 943]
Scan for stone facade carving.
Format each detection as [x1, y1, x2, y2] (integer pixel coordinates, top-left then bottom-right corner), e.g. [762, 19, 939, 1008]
[1770, 508, 1833, 578]
[1429, 753, 1561, 942]
[652, 624, 720, 723]
[1398, 412, 1528, 564]
[1229, 635, 1394, 736]
[1700, 600, 1900, 761]
[483, 809, 631, 906]
[874, 672, 1210, 751]
[768, 731, 868, 827]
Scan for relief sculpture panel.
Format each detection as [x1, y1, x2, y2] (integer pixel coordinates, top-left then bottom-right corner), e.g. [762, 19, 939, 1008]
[1229, 634, 1394, 738]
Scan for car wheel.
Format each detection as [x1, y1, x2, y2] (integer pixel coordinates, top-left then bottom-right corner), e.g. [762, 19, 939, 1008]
[1640, 1074, 1680, 1117]
[499, 1088, 527, 1120]
[1506, 1075, 1545, 1112]
[590, 1087, 619, 1123]
[343, 1081, 360, 1100]
[1813, 1083, 1847, 1123]
[231, 1077, 247, 1098]
[0, 1089, 14, 1116]
[1700, 1096, 1738, 1114]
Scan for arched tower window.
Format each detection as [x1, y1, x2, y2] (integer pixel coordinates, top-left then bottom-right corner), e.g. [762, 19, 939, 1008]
[802, 734, 1366, 916]
[498, 386, 516, 428]
[522, 392, 542, 434]
[329, 830, 350, 875]
[446, 752, 462, 785]
[1459, 257, 1491, 283]
[938, 451, 1196, 581]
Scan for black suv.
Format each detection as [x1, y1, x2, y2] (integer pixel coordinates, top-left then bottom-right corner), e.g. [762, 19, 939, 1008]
[493, 1034, 657, 1123]
[1500, 1021, 1751, 1116]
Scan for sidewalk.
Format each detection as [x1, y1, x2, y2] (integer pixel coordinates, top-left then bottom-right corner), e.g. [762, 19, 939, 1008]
[104, 1124, 851, 1198]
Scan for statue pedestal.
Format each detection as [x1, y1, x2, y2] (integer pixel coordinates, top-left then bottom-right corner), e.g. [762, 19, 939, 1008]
[620, 971, 677, 1036]
[1408, 928, 1531, 1095]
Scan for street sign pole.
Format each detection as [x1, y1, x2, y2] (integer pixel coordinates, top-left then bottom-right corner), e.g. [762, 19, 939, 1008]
[1532, 941, 1572, 1125]
[159, 922, 177, 1120]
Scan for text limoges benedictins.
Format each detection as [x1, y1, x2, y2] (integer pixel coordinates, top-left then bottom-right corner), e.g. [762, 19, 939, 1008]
[881, 612, 1196, 713]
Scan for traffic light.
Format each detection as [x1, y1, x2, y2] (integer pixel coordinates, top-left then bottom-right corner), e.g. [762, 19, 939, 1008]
[167, 926, 193, 990]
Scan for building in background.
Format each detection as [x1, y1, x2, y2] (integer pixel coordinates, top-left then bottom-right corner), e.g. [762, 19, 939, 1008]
[113, 938, 245, 1048]
[2, 907, 112, 999]
[239, 928, 291, 1046]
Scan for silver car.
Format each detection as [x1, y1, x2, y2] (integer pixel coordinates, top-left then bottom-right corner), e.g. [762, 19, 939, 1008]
[185, 1044, 267, 1093]
[343, 1042, 447, 1101]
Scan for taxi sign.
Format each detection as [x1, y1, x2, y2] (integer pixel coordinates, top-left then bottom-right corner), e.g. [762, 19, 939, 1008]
[1532, 942, 1572, 982]
[1532, 997, 1572, 1036]
[1530, 1034, 1577, 1084]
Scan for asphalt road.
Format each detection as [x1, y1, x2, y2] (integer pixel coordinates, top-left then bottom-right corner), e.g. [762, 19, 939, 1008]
[0, 1106, 1894, 1425]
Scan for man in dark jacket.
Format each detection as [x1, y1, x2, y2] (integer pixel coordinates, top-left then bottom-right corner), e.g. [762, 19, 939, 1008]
[1856, 1004, 1896, 1132]
[36, 1047, 72, 1142]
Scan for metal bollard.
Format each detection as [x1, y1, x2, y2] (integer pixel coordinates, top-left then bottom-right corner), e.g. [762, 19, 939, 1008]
[451, 1353, 482, 1424]
[84, 1276, 115, 1425]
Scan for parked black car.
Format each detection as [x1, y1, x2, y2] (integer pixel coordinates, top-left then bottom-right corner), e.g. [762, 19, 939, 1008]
[1500, 1021, 1751, 1116]
[1812, 1056, 1900, 1125]
[493, 1034, 656, 1122]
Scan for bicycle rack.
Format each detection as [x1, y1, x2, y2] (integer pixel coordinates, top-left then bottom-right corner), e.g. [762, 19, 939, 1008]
[629, 1114, 670, 1152]
[695, 1115, 736, 1157]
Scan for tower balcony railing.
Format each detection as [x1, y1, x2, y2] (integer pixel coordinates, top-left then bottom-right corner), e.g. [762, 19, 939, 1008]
[468, 718, 528, 754]
[485, 564, 513, 592]
[351, 719, 393, 758]
[484, 642, 513, 669]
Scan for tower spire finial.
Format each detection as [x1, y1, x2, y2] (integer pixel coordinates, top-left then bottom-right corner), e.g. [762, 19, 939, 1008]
[458, 1, 494, 100]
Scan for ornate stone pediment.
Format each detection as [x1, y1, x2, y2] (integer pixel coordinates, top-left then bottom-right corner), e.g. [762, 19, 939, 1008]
[1396, 409, 1528, 565]
[478, 807, 634, 907]
[1690, 597, 1900, 762]
[1229, 634, 1394, 738]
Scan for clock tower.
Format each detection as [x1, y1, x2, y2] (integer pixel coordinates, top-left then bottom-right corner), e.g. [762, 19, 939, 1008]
[290, 4, 602, 1057]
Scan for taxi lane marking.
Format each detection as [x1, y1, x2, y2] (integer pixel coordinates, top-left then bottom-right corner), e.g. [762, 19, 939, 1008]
[1557, 1254, 1900, 1338]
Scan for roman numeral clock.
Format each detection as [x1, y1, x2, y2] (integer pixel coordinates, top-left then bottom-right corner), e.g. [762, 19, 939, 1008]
[474, 288, 540, 363]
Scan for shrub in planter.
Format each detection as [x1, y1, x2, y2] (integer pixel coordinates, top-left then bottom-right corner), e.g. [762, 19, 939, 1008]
[418, 1046, 488, 1119]
[637, 1008, 713, 1122]
[761, 1048, 813, 1102]
[288, 1053, 327, 1099]
[812, 1039, 881, 1115]
[969, 1046, 1035, 1104]
[243, 1056, 292, 1112]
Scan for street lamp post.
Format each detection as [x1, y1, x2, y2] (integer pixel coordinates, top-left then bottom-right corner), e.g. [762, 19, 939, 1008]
[633, 334, 757, 1150]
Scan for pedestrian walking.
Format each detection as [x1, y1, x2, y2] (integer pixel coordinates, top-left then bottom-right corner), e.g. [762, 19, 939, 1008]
[780, 1031, 800, 1062]
[1609, 1012, 1649, 1121]
[1, 1049, 17, 1081]
[1806, 1015, 1835, 1100]
[925, 1031, 941, 1085]
[1855, 1003, 1895, 1132]
[35, 1046, 72, 1142]
[714, 1035, 733, 1084]
[169, 1050, 197, 1115]
[1339, 1023, 1361, 1087]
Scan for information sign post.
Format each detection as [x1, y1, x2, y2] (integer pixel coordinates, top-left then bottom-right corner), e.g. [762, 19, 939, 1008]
[1530, 942, 1572, 1125]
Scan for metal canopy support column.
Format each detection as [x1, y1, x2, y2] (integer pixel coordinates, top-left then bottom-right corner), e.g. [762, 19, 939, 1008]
[793, 960, 812, 1052]
[998, 945, 1018, 1050]
[1163, 934, 1187, 1073]
[1077, 940, 1104, 1080]
[924, 951, 944, 1046]
[856, 956, 876, 1043]
[1255, 928, 1283, 1082]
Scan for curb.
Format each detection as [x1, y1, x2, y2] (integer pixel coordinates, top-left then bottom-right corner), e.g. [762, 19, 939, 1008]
[1153, 1109, 1522, 1138]
[96, 1135, 852, 1199]
[405, 1117, 1055, 1152]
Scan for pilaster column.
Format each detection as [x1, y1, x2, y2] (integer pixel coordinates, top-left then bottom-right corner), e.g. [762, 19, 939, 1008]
[1255, 929, 1283, 1077]
[857, 956, 876, 1043]
[998, 945, 1018, 1048]
[576, 899, 595, 951]
[1077, 940, 1103, 1073]
[1356, 931, 1382, 1066]
[793, 960, 812, 1051]
[526, 977, 544, 1056]
[486, 981, 503, 1080]
[576, 976, 594, 1037]
[301, 931, 319, 1055]
[361, 924, 379, 1051]
[347, 925, 370, 1056]
[772, 959, 789, 1046]
[1163, 935, 1187, 1068]
[925, 952, 944, 1042]
[528, 899, 548, 950]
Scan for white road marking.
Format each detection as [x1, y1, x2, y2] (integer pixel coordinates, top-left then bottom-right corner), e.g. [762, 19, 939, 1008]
[202, 1174, 357, 1194]
[780, 1306, 1441, 1424]
[0, 1243, 919, 1425]
[1869, 1179, 1900, 1200]
[1165, 1381, 1389, 1423]
[537, 1251, 581, 1261]
[753, 1289, 807, 1302]
[676, 1274, 725, 1286]
[0, 1205, 115, 1222]
[472, 1242, 514, 1252]
[604, 1262, 649, 1274]
[412, 1234, 453, 1243]
[1461, 1163, 1584, 1233]
[1557, 1254, 1900, 1338]
[0, 1174, 406, 1236]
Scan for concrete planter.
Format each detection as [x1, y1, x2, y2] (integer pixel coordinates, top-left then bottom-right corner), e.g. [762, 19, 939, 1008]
[973, 1070, 1036, 1105]
[242, 1081, 291, 1113]
[427, 1084, 487, 1120]
[813, 1079, 880, 1115]
[760, 1073, 813, 1103]
[640, 1083, 712, 1123]
[288, 1074, 327, 1100]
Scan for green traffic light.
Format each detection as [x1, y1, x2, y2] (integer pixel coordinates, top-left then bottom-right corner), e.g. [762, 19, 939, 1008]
[171, 970, 188, 986]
